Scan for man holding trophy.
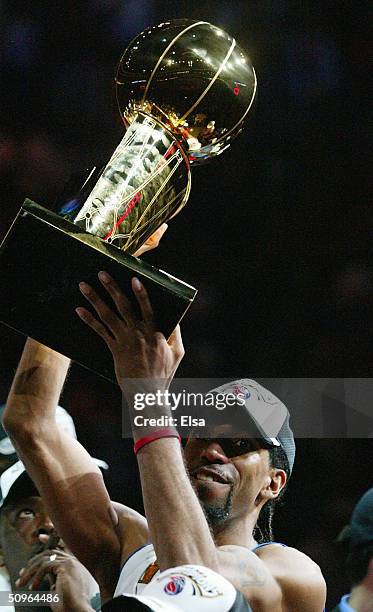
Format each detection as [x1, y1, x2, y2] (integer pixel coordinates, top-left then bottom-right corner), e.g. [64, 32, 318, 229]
[1, 20, 326, 611]
[3, 274, 326, 611]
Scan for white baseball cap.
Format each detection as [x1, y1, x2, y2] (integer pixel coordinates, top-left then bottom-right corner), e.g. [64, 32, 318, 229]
[102, 565, 252, 611]
[208, 379, 295, 473]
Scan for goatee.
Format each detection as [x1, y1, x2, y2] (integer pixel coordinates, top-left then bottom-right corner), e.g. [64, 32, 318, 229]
[201, 487, 234, 528]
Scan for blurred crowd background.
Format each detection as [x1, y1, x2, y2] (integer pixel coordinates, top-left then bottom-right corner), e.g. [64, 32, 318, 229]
[0, 1, 371, 608]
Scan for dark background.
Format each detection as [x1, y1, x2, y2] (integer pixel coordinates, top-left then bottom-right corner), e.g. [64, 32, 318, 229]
[0, 1, 371, 608]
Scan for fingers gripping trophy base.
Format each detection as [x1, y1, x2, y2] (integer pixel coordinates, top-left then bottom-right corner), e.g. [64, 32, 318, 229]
[102, 565, 252, 611]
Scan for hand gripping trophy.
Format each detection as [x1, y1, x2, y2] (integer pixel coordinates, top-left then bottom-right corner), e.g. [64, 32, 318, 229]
[0, 19, 257, 380]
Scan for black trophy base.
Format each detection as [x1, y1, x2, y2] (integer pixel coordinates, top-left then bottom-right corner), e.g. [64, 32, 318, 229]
[0, 200, 197, 382]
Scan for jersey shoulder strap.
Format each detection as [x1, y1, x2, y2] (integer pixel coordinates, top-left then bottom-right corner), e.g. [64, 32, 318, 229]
[252, 541, 287, 551]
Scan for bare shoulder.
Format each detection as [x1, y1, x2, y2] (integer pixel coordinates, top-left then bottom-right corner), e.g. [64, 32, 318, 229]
[217, 545, 282, 610]
[255, 544, 326, 611]
[112, 501, 149, 534]
[111, 502, 150, 564]
[254, 543, 323, 579]
[217, 544, 325, 611]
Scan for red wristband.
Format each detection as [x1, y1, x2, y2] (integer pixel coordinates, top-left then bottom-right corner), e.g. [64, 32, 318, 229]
[134, 429, 181, 454]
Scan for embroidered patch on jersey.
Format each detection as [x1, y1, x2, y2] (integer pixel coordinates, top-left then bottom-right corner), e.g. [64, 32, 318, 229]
[163, 575, 186, 595]
[138, 560, 160, 584]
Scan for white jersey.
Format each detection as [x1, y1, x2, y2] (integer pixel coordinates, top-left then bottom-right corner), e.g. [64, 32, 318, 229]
[114, 543, 159, 597]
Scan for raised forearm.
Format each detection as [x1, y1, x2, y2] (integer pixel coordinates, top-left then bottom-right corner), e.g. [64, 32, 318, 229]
[136, 437, 219, 571]
[3, 339, 120, 597]
[3, 338, 70, 435]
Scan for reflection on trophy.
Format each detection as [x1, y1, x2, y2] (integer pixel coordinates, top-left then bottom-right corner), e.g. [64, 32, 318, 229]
[65, 19, 257, 253]
[0, 19, 257, 381]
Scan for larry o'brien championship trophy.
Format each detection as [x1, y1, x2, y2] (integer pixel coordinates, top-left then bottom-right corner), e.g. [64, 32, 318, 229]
[0, 19, 256, 382]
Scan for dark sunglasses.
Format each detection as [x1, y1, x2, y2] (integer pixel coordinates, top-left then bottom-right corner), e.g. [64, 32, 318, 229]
[190, 436, 267, 458]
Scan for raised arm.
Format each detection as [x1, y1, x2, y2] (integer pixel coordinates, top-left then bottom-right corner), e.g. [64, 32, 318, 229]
[2, 339, 122, 599]
[2, 231, 169, 601]
[76, 272, 326, 611]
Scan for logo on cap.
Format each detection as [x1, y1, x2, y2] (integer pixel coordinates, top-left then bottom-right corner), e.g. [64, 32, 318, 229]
[232, 384, 251, 400]
[164, 575, 186, 596]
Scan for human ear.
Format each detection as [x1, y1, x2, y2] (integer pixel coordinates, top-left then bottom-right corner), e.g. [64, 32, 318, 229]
[268, 468, 287, 499]
[257, 468, 287, 505]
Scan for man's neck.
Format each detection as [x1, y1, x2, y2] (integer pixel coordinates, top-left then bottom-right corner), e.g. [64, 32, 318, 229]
[212, 514, 258, 550]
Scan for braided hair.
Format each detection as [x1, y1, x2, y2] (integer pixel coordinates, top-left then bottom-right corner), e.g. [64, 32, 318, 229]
[254, 446, 290, 543]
